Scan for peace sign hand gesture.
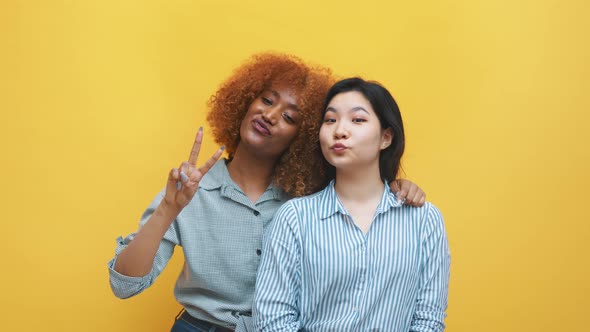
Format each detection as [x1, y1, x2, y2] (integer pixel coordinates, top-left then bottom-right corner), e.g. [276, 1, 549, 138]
[162, 127, 224, 212]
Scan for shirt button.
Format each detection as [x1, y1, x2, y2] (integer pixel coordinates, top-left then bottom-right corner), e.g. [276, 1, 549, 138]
[253, 210, 260, 216]
[256, 249, 262, 256]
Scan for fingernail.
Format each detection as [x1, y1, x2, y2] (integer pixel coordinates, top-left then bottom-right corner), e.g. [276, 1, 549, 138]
[220, 145, 225, 151]
[198, 126, 203, 132]
[180, 171, 188, 182]
[176, 181, 182, 190]
[395, 192, 405, 204]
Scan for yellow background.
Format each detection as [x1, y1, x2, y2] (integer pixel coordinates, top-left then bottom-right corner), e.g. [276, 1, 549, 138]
[1, 0, 588, 331]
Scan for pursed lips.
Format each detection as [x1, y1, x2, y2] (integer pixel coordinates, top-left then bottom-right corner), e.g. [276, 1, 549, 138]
[331, 143, 348, 152]
[253, 119, 271, 136]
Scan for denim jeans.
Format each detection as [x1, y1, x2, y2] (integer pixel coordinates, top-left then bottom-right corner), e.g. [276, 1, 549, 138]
[170, 311, 233, 332]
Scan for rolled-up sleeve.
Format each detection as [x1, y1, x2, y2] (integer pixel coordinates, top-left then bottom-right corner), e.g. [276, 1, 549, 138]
[410, 203, 451, 332]
[107, 190, 179, 299]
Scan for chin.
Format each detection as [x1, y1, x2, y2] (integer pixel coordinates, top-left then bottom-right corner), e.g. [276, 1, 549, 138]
[332, 161, 371, 174]
[326, 160, 348, 170]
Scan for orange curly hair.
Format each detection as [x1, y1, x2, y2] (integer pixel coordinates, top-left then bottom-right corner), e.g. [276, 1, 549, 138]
[207, 53, 335, 197]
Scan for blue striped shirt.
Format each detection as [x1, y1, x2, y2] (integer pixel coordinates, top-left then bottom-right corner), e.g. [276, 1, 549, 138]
[253, 180, 450, 332]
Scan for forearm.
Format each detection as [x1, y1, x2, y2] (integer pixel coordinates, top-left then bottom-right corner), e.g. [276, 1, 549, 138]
[114, 202, 180, 276]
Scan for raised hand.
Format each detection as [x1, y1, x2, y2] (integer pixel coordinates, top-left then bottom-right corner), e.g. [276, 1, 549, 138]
[162, 127, 224, 211]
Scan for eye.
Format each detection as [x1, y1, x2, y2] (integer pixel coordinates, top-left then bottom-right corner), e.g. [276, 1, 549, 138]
[323, 118, 336, 123]
[282, 113, 295, 124]
[352, 118, 367, 123]
[262, 97, 272, 105]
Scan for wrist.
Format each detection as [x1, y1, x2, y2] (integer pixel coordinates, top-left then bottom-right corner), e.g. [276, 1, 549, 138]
[157, 200, 182, 222]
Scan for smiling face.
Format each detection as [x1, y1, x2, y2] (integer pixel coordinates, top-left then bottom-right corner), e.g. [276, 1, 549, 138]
[319, 91, 392, 173]
[238, 83, 302, 160]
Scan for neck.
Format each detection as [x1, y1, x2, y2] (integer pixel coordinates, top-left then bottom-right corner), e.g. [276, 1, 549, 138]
[227, 144, 278, 202]
[334, 163, 384, 202]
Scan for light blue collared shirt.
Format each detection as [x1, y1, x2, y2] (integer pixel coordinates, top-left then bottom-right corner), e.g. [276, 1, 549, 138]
[108, 159, 290, 330]
[254, 180, 450, 332]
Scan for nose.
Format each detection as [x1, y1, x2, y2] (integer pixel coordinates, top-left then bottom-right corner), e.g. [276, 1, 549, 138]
[334, 121, 349, 139]
[261, 106, 280, 125]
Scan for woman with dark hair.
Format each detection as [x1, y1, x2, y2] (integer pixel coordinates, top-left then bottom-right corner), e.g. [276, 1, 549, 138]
[254, 77, 450, 332]
[108, 56, 427, 332]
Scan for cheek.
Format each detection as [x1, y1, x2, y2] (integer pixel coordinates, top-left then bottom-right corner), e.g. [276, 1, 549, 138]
[288, 122, 302, 140]
[286, 129, 299, 144]
[362, 127, 383, 143]
[239, 115, 251, 137]
[319, 126, 330, 147]
[277, 125, 300, 151]
[240, 105, 255, 125]
[244, 100, 263, 117]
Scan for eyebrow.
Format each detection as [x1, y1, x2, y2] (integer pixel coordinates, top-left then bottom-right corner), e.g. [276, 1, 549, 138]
[325, 106, 369, 114]
[269, 90, 300, 113]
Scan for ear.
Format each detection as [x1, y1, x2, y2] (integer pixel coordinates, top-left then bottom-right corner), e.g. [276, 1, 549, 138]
[380, 128, 393, 150]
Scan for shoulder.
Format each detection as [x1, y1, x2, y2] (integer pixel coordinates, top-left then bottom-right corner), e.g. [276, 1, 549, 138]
[267, 190, 325, 233]
[398, 201, 443, 221]
[388, 201, 445, 235]
[416, 202, 447, 240]
[276, 188, 327, 223]
[424, 202, 444, 225]
[284, 189, 325, 209]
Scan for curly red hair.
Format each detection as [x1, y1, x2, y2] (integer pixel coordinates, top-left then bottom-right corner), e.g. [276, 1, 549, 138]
[207, 53, 335, 197]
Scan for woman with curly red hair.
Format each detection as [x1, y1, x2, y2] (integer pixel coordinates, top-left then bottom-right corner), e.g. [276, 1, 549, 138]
[108, 53, 426, 332]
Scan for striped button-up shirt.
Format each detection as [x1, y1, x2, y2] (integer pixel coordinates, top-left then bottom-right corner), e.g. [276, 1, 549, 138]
[254, 180, 450, 332]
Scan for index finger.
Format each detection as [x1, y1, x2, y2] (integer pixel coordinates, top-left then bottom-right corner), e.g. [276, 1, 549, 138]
[197, 146, 225, 177]
[188, 127, 203, 166]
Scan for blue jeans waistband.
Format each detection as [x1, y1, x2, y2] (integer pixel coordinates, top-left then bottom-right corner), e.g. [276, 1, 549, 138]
[177, 311, 234, 332]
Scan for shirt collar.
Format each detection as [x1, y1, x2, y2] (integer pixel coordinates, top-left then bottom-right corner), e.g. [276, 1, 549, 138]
[318, 180, 346, 219]
[378, 181, 404, 212]
[198, 158, 230, 190]
[199, 158, 286, 201]
[319, 179, 404, 220]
